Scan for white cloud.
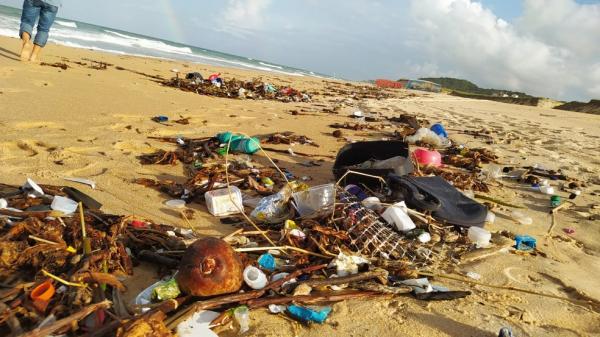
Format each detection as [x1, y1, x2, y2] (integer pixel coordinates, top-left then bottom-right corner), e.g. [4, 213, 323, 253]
[218, 0, 272, 37]
[406, 0, 600, 101]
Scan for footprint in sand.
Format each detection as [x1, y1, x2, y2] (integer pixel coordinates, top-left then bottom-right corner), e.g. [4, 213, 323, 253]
[13, 121, 63, 129]
[33, 80, 52, 88]
[0, 140, 39, 158]
[113, 140, 157, 154]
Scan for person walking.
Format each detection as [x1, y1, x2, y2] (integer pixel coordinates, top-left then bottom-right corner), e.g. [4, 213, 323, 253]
[19, 0, 61, 62]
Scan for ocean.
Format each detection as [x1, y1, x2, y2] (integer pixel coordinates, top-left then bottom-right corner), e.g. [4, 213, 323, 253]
[0, 4, 328, 78]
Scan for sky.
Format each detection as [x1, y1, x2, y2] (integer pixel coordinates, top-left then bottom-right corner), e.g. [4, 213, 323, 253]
[1, 0, 599, 101]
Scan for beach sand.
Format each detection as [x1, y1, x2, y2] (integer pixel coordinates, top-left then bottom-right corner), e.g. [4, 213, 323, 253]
[1, 35, 599, 336]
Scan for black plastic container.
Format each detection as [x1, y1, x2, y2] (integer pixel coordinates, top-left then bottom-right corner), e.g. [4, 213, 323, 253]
[332, 140, 413, 187]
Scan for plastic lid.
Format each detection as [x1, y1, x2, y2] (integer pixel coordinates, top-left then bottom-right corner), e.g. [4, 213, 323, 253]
[165, 199, 186, 209]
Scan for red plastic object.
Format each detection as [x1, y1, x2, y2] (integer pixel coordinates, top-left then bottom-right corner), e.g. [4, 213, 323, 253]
[208, 73, 221, 81]
[413, 148, 442, 167]
[563, 227, 575, 235]
[31, 279, 55, 312]
[131, 220, 146, 228]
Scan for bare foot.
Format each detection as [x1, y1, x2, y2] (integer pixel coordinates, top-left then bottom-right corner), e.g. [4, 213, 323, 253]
[29, 45, 42, 63]
[20, 42, 33, 61]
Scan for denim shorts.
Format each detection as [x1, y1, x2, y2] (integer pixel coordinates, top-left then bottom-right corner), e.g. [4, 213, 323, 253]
[19, 0, 58, 47]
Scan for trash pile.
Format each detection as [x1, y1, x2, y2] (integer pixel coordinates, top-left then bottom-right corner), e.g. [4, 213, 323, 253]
[163, 72, 311, 103]
[115, 127, 515, 335]
[2, 121, 588, 335]
[0, 180, 190, 336]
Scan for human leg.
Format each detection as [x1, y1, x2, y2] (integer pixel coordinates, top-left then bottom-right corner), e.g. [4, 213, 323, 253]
[19, 0, 39, 60]
[30, 2, 58, 62]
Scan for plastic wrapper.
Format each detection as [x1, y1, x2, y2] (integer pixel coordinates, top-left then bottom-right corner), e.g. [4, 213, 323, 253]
[152, 279, 181, 301]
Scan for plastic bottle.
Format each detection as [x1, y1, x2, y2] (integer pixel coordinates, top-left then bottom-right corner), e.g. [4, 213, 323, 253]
[381, 202, 416, 232]
[243, 266, 267, 290]
[467, 227, 491, 248]
[231, 137, 260, 154]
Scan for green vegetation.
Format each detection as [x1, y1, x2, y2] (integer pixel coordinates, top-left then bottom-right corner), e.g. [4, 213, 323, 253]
[418, 77, 532, 98]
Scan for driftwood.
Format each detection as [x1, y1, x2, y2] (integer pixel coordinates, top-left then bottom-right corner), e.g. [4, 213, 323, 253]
[20, 300, 111, 337]
[247, 291, 387, 308]
[261, 146, 335, 159]
[138, 250, 180, 268]
[295, 269, 388, 288]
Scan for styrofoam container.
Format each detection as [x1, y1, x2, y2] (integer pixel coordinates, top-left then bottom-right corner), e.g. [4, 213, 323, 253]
[51, 196, 79, 214]
[381, 202, 416, 232]
[204, 187, 244, 216]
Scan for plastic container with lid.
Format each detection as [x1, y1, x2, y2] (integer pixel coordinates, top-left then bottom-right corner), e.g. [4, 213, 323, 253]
[204, 187, 244, 217]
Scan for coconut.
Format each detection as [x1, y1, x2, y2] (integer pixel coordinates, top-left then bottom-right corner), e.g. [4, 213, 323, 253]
[176, 238, 243, 297]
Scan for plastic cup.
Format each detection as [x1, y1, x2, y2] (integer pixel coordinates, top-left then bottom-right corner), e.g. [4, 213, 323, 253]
[468, 227, 491, 248]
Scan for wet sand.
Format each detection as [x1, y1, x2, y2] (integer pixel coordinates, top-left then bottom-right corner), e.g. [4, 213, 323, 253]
[1, 35, 599, 337]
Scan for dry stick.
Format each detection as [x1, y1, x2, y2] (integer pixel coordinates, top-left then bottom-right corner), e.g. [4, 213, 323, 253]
[474, 194, 524, 209]
[295, 269, 387, 288]
[166, 264, 327, 329]
[261, 146, 336, 159]
[247, 291, 387, 308]
[20, 300, 111, 337]
[222, 228, 244, 241]
[420, 271, 594, 306]
[235, 246, 330, 259]
[547, 201, 574, 236]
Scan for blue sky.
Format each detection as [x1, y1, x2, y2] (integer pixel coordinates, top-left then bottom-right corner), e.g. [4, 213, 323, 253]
[1, 0, 599, 100]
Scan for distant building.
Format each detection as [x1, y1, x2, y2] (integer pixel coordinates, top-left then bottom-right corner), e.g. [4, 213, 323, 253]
[405, 80, 442, 93]
[375, 79, 406, 89]
[511, 94, 519, 98]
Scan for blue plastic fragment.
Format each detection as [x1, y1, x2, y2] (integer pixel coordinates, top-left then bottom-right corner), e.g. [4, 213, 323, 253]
[287, 305, 332, 324]
[258, 253, 276, 271]
[515, 235, 536, 251]
[154, 115, 169, 122]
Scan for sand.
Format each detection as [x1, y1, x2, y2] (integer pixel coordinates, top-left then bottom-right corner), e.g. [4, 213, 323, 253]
[1, 35, 600, 337]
